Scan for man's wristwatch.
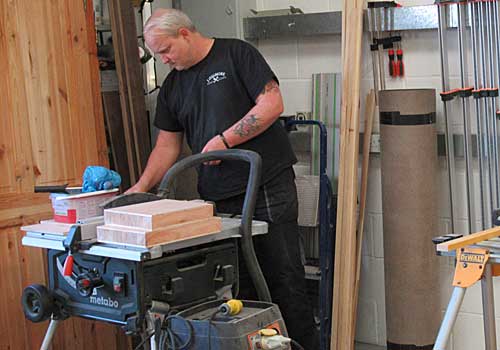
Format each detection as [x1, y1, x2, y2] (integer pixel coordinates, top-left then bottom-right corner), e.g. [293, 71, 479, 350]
[219, 132, 231, 149]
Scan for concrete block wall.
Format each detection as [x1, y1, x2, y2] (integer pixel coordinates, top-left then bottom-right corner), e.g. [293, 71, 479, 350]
[253, 0, 496, 348]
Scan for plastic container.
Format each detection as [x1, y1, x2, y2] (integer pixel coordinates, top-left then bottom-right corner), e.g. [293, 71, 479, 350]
[50, 188, 118, 223]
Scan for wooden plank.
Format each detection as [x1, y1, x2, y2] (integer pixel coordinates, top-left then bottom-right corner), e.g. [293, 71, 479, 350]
[0, 0, 120, 348]
[0, 193, 52, 231]
[8, 0, 108, 188]
[18, 0, 59, 185]
[0, 0, 35, 195]
[62, 0, 102, 177]
[352, 89, 376, 332]
[104, 199, 214, 230]
[437, 226, 500, 252]
[331, 0, 364, 349]
[84, 0, 109, 167]
[45, 0, 74, 183]
[19, 236, 51, 349]
[97, 216, 222, 247]
[102, 91, 132, 190]
[108, 0, 137, 184]
[51, 317, 130, 350]
[21, 221, 73, 236]
[0, 225, 29, 349]
[0, 217, 49, 350]
[108, 0, 151, 183]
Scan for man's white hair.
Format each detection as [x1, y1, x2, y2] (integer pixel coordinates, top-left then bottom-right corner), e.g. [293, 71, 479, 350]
[144, 8, 196, 37]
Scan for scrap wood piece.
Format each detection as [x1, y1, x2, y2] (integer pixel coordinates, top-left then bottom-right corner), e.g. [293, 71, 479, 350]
[437, 226, 500, 252]
[102, 91, 131, 190]
[331, 0, 365, 350]
[352, 89, 376, 331]
[108, 0, 151, 183]
[21, 221, 73, 236]
[103, 199, 215, 230]
[97, 216, 222, 247]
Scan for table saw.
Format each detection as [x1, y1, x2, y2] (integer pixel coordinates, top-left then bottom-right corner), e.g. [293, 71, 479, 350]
[20, 150, 293, 350]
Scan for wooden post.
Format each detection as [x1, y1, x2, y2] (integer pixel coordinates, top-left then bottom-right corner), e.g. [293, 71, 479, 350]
[352, 89, 376, 332]
[108, 0, 151, 184]
[331, 1, 365, 349]
[102, 92, 132, 190]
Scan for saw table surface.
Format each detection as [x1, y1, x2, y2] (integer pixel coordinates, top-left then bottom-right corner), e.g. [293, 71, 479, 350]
[22, 216, 267, 261]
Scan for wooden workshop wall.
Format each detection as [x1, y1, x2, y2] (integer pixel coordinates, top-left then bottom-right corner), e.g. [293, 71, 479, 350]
[0, 1, 128, 348]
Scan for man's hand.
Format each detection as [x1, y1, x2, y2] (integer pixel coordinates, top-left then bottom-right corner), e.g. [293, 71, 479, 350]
[201, 134, 228, 165]
[125, 182, 148, 194]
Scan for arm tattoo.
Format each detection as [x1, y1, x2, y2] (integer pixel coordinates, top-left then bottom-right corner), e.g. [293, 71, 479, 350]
[260, 80, 279, 96]
[233, 114, 260, 137]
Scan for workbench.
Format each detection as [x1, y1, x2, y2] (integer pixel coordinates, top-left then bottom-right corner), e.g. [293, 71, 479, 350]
[434, 227, 500, 350]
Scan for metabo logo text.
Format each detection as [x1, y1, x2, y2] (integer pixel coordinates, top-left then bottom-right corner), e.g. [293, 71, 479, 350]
[89, 295, 120, 308]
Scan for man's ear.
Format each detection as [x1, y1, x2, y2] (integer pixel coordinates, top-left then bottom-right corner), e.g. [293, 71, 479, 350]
[178, 27, 190, 38]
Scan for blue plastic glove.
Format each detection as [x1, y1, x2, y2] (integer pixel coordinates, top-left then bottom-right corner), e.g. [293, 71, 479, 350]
[82, 166, 121, 193]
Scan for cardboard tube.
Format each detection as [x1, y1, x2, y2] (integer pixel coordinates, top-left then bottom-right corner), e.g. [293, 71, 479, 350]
[379, 89, 440, 349]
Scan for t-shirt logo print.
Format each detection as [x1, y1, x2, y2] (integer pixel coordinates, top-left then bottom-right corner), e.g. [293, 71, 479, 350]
[207, 72, 227, 86]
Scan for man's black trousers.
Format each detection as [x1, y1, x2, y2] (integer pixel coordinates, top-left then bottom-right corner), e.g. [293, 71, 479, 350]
[215, 167, 318, 350]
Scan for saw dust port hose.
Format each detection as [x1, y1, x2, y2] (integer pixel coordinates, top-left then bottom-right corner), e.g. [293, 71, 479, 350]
[157, 149, 272, 302]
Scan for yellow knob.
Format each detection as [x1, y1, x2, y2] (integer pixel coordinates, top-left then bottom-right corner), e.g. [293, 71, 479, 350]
[225, 299, 243, 315]
[219, 299, 244, 316]
[259, 328, 278, 337]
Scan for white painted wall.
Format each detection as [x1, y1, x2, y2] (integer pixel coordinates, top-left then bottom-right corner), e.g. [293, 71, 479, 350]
[253, 1, 494, 349]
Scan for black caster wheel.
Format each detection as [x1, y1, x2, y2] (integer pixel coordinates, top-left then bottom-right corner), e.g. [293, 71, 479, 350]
[21, 284, 54, 323]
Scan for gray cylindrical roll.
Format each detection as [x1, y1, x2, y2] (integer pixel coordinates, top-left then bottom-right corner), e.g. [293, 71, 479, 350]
[379, 89, 440, 349]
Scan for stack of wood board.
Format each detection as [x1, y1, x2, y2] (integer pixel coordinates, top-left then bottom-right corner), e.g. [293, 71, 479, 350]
[97, 199, 221, 247]
[331, 0, 365, 349]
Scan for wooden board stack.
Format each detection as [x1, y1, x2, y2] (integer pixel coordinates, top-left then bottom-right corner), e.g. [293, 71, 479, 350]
[97, 199, 221, 248]
[331, 0, 365, 349]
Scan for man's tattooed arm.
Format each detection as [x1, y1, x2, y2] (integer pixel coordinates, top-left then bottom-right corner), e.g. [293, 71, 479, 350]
[233, 114, 260, 137]
[260, 80, 280, 96]
[231, 81, 279, 138]
[222, 79, 283, 148]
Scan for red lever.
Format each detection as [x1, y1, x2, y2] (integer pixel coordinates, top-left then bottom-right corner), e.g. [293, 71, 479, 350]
[397, 49, 404, 77]
[80, 279, 91, 288]
[63, 255, 74, 276]
[388, 49, 396, 77]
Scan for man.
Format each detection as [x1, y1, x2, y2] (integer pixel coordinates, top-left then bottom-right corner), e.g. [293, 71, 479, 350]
[128, 8, 317, 349]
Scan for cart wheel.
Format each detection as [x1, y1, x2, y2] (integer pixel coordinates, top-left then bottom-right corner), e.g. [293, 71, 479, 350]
[21, 284, 54, 323]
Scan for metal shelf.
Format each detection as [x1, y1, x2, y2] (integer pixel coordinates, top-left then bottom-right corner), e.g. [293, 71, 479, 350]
[243, 4, 460, 40]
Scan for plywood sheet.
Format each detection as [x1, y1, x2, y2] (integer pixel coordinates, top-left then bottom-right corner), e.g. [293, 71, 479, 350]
[104, 199, 214, 230]
[97, 217, 222, 247]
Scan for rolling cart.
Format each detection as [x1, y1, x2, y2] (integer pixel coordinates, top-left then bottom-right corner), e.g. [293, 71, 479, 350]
[287, 119, 336, 350]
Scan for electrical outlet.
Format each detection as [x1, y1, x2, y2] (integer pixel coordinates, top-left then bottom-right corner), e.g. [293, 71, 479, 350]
[295, 111, 312, 120]
[370, 133, 381, 153]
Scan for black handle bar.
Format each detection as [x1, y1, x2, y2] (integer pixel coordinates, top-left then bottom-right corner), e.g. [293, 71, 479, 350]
[157, 150, 272, 302]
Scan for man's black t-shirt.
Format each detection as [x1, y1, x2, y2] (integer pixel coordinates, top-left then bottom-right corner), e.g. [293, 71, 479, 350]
[154, 38, 297, 201]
